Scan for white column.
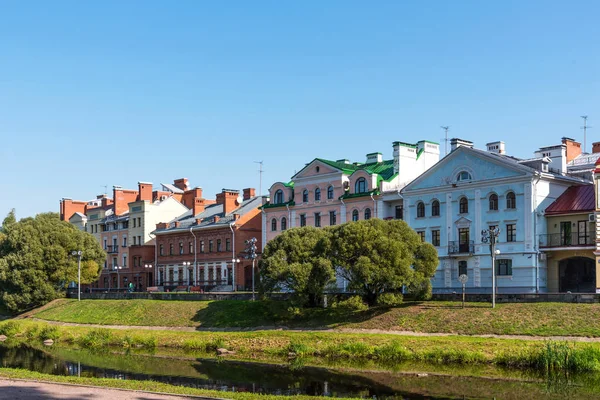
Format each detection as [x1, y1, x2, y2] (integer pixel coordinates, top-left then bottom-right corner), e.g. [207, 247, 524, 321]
[290, 210, 297, 228]
[204, 263, 209, 282]
[524, 183, 533, 250]
[377, 200, 384, 219]
[446, 193, 453, 244]
[340, 203, 347, 223]
[221, 262, 227, 282]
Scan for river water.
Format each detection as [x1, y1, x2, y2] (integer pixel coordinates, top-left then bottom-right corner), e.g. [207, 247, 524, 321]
[1, 342, 599, 399]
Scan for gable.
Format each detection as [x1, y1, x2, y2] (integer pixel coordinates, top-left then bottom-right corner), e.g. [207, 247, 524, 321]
[403, 148, 530, 192]
[292, 159, 347, 180]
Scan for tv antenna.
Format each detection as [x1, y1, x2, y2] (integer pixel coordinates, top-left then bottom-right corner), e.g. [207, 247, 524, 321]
[581, 116, 592, 153]
[101, 185, 108, 196]
[440, 126, 450, 156]
[254, 161, 264, 196]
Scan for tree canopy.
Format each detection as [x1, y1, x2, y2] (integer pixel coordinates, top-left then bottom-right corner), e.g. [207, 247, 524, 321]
[0, 211, 105, 313]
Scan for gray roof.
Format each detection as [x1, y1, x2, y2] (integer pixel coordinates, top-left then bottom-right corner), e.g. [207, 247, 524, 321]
[161, 183, 184, 194]
[154, 196, 263, 234]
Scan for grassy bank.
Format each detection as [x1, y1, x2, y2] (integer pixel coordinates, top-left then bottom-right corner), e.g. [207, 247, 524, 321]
[3, 319, 600, 372]
[33, 299, 600, 337]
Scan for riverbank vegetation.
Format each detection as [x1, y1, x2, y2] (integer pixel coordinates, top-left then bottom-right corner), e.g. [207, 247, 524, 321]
[31, 298, 600, 337]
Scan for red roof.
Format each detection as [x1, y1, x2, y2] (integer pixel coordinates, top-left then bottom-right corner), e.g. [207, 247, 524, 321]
[545, 185, 595, 215]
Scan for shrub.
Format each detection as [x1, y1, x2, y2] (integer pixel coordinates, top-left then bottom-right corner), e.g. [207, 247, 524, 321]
[78, 328, 113, 348]
[376, 292, 403, 307]
[0, 321, 21, 336]
[331, 296, 368, 311]
[39, 325, 60, 341]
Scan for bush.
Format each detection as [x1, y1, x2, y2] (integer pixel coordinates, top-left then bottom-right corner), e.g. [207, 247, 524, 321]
[39, 325, 60, 341]
[331, 296, 368, 311]
[376, 292, 403, 307]
[78, 328, 113, 348]
[0, 321, 21, 336]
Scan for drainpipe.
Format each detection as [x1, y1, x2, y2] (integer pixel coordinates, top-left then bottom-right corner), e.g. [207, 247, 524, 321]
[533, 172, 542, 293]
[370, 193, 376, 219]
[190, 227, 197, 286]
[229, 222, 236, 292]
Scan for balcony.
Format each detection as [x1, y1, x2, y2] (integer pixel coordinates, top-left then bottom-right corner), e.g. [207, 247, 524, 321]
[539, 232, 594, 248]
[106, 245, 119, 254]
[448, 240, 474, 255]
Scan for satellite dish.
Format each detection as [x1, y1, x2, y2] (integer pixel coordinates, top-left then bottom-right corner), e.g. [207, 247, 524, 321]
[236, 195, 243, 205]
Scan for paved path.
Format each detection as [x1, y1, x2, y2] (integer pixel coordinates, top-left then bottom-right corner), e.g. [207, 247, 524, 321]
[27, 317, 600, 342]
[0, 378, 214, 400]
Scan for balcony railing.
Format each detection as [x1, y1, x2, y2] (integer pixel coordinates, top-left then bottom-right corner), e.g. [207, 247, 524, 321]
[106, 245, 119, 254]
[539, 232, 594, 248]
[448, 240, 474, 255]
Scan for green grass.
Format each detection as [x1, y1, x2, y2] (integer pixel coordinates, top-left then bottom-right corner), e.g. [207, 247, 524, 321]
[31, 299, 600, 337]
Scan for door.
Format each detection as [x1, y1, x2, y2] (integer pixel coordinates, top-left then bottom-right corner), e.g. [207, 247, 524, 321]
[578, 221, 588, 245]
[560, 222, 572, 246]
[458, 228, 470, 253]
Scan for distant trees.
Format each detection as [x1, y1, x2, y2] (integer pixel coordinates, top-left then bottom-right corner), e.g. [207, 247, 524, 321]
[0, 211, 105, 313]
[259, 219, 438, 307]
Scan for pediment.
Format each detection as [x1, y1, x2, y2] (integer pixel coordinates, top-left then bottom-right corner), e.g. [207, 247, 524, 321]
[293, 159, 345, 179]
[454, 216, 472, 227]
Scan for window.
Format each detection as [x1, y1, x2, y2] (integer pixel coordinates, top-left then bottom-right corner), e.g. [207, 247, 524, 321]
[489, 194, 498, 211]
[123, 255, 127, 269]
[179, 242, 184, 255]
[226, 238, 231, 251]
[189, 242, 193, 254]
[281, 217, 287, 231]
[417, 231, 425, 242]
[458, 228, 470, 253]
[123, 237, 127, 247]
[302, 189, 308, 203]
[137, 217, 141, 227]
[300, 214, 306, 227]
[122, 221, 128, 229]
[271, 218, 277, 231]
[217, 239, 222, 252]
[274, 189, 284, 204]
[133, 219, 136, 228]
[329, 211, 337, 226]
[395, 206, 403, 220]
[209, 240, 213, 252]
[506, 224, 516, 242]
[496, 259, 512, 276]
[431, 200, 440, 216]
[159, 244, 164, 256]
[506, 192, 516, 209]
[315, 212, 321, 227]
[417, 202, 425, 218]
[352, 209, 359, 221]
[169, 243, 173, 255]
[113, 238, 117, 248]
[456, 171, 472, 181]
[458, 261, 467, 277]
[327, 186, 334, 200]
[315, 188, 321, 201]
[200, 241, 205, 253]
[104, 239, 107, 249]
[432, 229, 440, 246]
[364, 208, 372, 220]
[355, 178, 367, 193]
[459, 197, 468, 213]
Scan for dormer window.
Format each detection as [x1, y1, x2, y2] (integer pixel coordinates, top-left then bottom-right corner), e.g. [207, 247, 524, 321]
[456, 171, 472, 182]
[274, 189, 284, 204]
[355, 178, 367, 193]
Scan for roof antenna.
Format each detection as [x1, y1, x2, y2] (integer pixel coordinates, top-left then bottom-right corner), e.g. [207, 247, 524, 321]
[440, 126, 450, 156]
[581, 116, 591, 154]
[254, 161, 264, 196]
[101, 185, 108, 196]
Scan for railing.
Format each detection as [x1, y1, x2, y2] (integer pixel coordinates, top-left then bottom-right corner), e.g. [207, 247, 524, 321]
[539, 232, 594, 248]
[106, 245, 119, 254]
[448, 240, 474, 255]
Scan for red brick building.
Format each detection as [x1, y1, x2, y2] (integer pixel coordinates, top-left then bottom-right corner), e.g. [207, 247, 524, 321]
[154, 188, 263, 291]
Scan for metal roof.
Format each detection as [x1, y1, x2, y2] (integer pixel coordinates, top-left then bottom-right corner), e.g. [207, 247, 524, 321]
[545, 184, 595, 215]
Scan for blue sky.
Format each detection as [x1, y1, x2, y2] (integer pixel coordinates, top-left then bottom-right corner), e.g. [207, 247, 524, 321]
[1, 1, 599, 220]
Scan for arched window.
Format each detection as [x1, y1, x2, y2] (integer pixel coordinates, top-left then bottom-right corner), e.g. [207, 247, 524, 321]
[489, 193, 498, 211]
[506, 191, 516, 209]
[364, 208, 372, 220]
[315, 188, 321, 201]
[355, 178, 367, 193]
[431, 200, 440, 216]
[352, 209, 359, 221]
[302, 189, 308, 203]
[459, 197, 468, 213]
[327, 185, 334, 200]
[417, 202, 425, 218]
[281, 217, 287, 231]
[271, 218, 277, 231]
[456, 171, 472, 181]
[274, 189, 284, 204]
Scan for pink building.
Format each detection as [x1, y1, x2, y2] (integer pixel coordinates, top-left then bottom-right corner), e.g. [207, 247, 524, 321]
[262, 140, 440, 248]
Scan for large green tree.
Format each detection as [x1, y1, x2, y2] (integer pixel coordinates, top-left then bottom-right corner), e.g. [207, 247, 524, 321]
[0, 211, 105, 313]
[330, 219, 438, 306]
[259, 226, 335, 307]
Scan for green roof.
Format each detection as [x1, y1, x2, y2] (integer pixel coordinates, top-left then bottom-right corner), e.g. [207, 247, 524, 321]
[339, 189, 380, 200]
[260, 200, 295, 209]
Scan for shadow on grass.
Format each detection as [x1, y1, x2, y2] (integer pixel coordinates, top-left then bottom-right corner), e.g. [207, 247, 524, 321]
[192, 300, 394, 331]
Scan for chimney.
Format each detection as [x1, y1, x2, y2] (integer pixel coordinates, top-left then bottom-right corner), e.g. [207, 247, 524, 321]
[195, 218, 203, 225]
[486, 141, 506, 155]
[138, 182, 153, 202]
[156, 222, 168, 230]
[593, 142, 600, 154]
[562, 137, 582, 162]
[450, 138, 474, 152]
[216, 189, 240, 215]
[193, 198, 206, 216]
[233, 213, 241, 220]
[366, 152, 383, 164]
[174, 221, 181, 228]
[243, 188, 256, 201]
[112, 186, 138, 216]
[173, 178, 189, 191]
[214, 216, 220, 223]
[336, 159, 351, 164]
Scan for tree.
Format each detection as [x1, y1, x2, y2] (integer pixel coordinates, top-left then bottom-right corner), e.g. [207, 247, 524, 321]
[0, 211, 105, 313]
[330, 219, 438, 306]
[259, 226, 335, 307]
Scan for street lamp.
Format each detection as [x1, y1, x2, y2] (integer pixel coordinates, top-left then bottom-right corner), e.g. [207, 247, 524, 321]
[114, 265, 122, 290]
[71, 250, 82, 301]
[231, 258, 240, 291]
[144, 264, 153, 288]
[245, 238, 258, 301]
[481, 227, 501, 308]
[182, 261, 191, 285]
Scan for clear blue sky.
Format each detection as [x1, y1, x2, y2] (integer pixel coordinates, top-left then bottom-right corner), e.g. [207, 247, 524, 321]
[1, 1, 599, 220]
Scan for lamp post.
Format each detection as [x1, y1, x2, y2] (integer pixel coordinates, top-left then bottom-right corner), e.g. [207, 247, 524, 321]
[182, 261, 191, 286]
[481, 227, 500, 308]
[245, 238, 258, 301]
[114, 265, 122, 290]
[144, 264, 153, 288]
[231, 258, 240, 290]
[71, 250, 82, 301]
